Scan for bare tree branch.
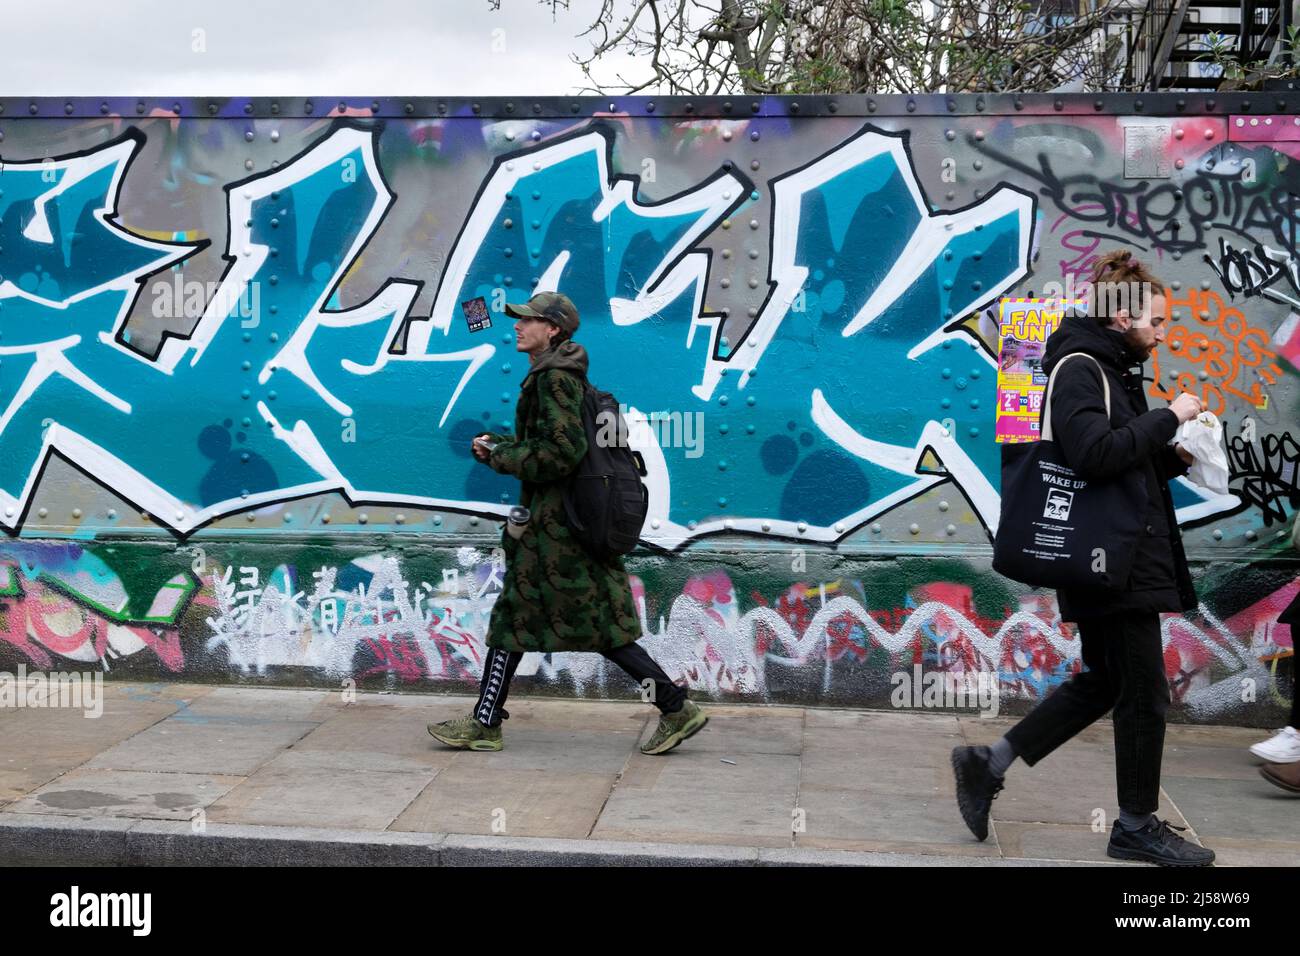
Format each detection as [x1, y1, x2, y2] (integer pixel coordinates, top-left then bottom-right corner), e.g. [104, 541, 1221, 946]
[545, 0, 1190, 96]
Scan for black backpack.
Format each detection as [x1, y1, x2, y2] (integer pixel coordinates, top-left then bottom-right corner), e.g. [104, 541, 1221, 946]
[562, 374, 650, 561]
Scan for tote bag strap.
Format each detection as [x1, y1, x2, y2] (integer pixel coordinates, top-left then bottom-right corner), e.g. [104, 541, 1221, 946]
[1041, 352, 1110, 442]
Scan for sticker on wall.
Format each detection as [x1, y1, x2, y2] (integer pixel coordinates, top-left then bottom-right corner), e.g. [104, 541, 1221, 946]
[461, 296, 492, 333]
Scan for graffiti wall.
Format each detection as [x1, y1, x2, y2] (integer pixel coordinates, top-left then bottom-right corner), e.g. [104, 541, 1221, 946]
[0, 94, 1295, 724]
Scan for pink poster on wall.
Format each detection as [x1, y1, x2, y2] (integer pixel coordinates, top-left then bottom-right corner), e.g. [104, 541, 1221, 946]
[995, 298, 1080, 444]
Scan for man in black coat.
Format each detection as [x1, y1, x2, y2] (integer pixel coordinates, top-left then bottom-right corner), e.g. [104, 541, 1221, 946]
[952, 256, 1214, 865]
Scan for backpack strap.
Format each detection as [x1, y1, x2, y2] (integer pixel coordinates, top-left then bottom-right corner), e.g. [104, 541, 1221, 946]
[1041, 352, 1111, 443]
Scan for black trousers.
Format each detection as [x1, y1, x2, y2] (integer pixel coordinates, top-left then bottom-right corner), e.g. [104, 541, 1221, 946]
[1004, 610, 1170, 815]
[1291, 669, 1299, 730]
[474, 641, 687, 727]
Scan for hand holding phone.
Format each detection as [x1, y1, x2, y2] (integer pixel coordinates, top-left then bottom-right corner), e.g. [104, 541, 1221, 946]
[472, 435, 497, 462]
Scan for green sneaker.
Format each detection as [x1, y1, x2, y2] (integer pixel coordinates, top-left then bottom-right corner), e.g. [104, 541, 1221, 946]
[427, 714, 503, 752]
[640, 700, 708, 755]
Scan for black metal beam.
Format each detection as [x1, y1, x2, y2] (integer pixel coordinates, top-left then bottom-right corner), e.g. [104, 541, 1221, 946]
[2, 92, 1300, 119]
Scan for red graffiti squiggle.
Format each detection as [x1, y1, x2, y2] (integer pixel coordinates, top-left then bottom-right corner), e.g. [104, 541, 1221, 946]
[360, 634, 430, 682]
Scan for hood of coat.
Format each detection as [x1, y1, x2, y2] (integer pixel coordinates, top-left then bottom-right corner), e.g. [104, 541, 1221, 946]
[1041, 311, 1144, 377]
[524, 339, 589, 385]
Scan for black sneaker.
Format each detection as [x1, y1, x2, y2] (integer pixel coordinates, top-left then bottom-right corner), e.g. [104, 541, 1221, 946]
[951, 745, 1005, 841]
[1106, 819, 1215, 867]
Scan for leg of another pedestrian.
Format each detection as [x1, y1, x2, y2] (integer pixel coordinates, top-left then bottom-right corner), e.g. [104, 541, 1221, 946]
[601, 642, 709, 755]
[426, 646, 523, 751]
[601, 641, 686, 714]
[952, 617, 1115, 841]
[1103, 611, 1214, 864]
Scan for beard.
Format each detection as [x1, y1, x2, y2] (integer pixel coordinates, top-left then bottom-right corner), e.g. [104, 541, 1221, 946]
[1121, 327, 1154, 362]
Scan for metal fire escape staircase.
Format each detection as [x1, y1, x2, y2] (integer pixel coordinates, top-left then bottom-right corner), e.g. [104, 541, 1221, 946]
[1135, 0, 1293, 89]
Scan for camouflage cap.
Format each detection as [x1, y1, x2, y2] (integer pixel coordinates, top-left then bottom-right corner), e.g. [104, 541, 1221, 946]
[504, 291, 580, 334]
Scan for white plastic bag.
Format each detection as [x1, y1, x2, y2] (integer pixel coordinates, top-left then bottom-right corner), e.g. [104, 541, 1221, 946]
[1176, 411, 1230, 495]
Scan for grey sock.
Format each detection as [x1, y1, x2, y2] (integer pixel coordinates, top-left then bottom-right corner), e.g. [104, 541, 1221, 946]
[1118, 810, 1155, 831]
[987, 737, 1016, 778]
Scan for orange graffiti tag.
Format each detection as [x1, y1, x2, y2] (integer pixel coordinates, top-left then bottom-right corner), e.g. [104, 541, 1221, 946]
[1150, 287, 1284, 415]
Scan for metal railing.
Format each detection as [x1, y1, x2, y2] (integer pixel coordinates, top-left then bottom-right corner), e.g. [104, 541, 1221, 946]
[1094, 0, 1193, 90]
[1086, 0, 1291, 89]
[1117, 0, 1291, 89]
[1240, 0, 1286, 64]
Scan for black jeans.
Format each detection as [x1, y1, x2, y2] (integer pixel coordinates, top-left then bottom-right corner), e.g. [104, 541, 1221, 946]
[474, 642, 687, 727]
[1291, 669, 1299, 730]
[1003, 610, 1170, 815]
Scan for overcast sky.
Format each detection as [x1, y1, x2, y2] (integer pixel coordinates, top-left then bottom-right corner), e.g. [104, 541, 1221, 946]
[0, 0, 651, 95]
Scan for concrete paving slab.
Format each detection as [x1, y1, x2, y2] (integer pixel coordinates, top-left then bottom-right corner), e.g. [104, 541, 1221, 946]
[205, 750, 437, 830]
[1161, 743, 1268, 781]
[1193, 835, 1300, 867]
[794, 785, 984, 848]
[84, 704, 324, 776]
[436, 728, 639, 774]
[799, 739, 957, 794]
[671, 703, 804, 720]
[790, 833, 1003, 857]
[390, 765, 616, 838]
[288, 704, 464, 773]
[342, 690, 472, 709]
[1165, 723, 1284, 749]
[174, 686, 334, 720]
[958, 714, 1119, 748]
[805, 708, 963, 737]
[5, 768, 243, 821]
[1162, 775, 1300, 841]
[986, 749, 1186, 826]
[615, 749, 800, 795]
[994, 821, 1143, 865]
[0, 697, 182, 801]
[590, 786, 796, 848]
[100, 682, 218, 705]
[672, 712, 806, 755]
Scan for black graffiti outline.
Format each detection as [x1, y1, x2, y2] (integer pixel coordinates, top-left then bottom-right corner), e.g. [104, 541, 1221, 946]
[1226, 428, 1300, 526]
[1205, 236, 1300, 309]
[971, 138, 1300, 256]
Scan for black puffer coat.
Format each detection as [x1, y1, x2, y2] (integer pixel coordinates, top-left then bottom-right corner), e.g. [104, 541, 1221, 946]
[1039, 314, 1198, 622]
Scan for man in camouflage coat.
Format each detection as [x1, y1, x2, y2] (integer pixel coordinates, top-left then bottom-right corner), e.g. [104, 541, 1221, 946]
[427, 291, 707, 754]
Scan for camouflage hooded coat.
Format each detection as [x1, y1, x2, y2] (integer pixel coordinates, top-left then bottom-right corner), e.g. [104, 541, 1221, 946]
[481, 339, 643, 653]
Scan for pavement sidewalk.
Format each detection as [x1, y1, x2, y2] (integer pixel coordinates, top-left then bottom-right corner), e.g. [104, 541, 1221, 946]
[0, 682, 1295, 866]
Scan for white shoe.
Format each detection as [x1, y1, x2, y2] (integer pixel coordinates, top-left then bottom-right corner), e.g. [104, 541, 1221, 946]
[1249, 726, 1300, 763]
